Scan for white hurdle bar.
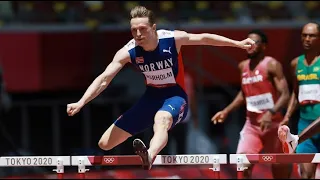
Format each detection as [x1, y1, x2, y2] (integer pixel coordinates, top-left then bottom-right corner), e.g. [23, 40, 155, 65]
[230, 153, 320, 179]
[71, 154, 227, 179]
[0, 156, 70, 179]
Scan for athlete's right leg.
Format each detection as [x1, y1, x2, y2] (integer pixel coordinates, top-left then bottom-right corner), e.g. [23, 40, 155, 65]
[236, 120, 263, 179]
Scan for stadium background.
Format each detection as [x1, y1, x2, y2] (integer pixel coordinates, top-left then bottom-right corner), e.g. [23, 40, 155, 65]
[0, 1, 318, 178]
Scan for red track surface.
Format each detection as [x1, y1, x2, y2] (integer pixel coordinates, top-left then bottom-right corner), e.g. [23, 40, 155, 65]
[5, 164, 302, 179]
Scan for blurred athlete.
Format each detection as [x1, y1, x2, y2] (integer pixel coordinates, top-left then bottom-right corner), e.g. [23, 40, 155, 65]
[211, 30, 291, 178]
[278, 22, 320, 179]
[67, 6, 255, 170]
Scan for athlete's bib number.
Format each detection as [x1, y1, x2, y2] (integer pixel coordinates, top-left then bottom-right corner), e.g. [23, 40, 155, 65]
[298, 84, 320, 103]
[246, 93, 274, 113]
[143, 68, 176, 86]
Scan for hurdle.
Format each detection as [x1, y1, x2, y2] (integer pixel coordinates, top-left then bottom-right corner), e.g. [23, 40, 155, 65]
[0, 156, 70, 179]
[71, 154, 227, 179]
[230, 153, 320, 179]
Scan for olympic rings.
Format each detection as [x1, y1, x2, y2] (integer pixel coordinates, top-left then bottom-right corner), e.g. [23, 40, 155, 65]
[261, 155, 273, 161]
[103, 157, 115, 163]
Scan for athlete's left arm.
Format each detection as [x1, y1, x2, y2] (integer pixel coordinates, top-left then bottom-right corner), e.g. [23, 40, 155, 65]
[174, 30, 255, 50]
[268, 59, 290, 113]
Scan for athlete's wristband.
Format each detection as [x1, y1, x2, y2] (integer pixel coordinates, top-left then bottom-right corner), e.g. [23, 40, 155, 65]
[267, 108, 276, 115]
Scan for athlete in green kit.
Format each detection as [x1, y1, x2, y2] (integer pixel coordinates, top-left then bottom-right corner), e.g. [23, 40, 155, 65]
[278, 22, 320, 179]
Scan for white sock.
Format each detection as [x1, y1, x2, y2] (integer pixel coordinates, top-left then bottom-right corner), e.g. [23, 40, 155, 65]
[286, 131, 299, 142]
[147, 150, 153, 163]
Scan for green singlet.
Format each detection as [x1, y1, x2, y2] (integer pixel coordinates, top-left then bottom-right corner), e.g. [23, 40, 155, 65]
[296, 54, 320, 120]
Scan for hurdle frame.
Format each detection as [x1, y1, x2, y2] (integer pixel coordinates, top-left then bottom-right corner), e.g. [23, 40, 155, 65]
[71, 154, 227, 179]
[230, 153, 320, 179]
[9, 153, 319, 179]
[52, 157, 65, 179]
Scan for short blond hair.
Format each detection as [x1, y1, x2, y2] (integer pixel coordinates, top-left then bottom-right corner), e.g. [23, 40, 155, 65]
[130, 6, 155, 25]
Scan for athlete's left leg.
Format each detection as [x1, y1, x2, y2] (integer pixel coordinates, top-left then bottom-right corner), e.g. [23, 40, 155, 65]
[133, 96, 188, 170]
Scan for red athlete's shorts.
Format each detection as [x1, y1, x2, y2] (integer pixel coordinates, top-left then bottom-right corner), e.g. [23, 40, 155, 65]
[236, 120, 282, 154]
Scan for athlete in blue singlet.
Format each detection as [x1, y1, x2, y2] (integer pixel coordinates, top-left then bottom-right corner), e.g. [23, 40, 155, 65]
[66, 6, 255, 170]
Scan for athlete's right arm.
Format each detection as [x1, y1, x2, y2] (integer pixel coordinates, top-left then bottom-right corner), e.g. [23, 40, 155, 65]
[281, 58, 299, 125]
[211, 61, 246, 124]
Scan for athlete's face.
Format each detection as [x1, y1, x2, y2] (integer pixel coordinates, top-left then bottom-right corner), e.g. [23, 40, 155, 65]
[301, 24, 319, 51]
[130, 17, 156, 46]
[247, 33, 265, 59]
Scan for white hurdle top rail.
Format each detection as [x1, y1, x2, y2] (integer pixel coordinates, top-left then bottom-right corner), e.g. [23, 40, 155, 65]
[230, 153, 320, 164]
[71, 154, 227, 166]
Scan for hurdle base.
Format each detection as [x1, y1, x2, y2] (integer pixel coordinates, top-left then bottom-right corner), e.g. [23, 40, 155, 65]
[77, 158, 90, 179]
[209, 156, 221, 179]
[236, 156, 248, 179]
[237, 166, 248, 179]
[52, 158, 65, 179]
